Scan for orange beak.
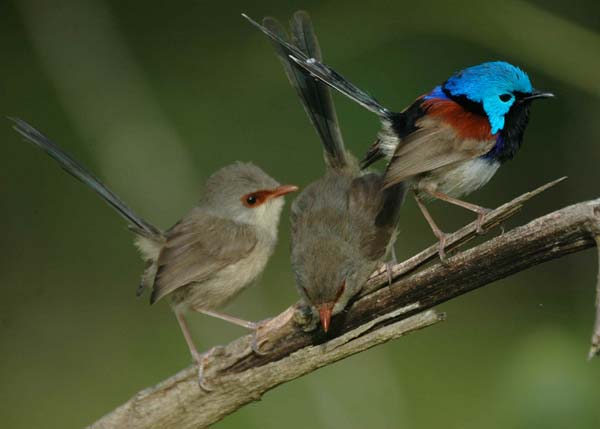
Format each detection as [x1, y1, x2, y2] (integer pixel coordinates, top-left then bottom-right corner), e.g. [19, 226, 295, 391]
[267, 184, 299, 199]
[318, 304, 334, 333]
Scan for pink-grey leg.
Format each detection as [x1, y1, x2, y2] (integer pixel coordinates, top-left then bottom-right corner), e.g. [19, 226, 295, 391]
[197, 309, 269, 356]
[175, 311, 217, 392]
[414, 193, 449, 262]
[384, 240, 398, 285]
[424, 189, 491, 234]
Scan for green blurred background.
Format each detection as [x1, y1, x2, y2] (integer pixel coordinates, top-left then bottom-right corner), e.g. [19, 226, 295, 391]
[1, 0, 600, 427]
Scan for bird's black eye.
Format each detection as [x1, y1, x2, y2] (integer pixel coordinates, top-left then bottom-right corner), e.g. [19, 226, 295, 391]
[241, 191, 267, 208]
[499, 93, 512, 102]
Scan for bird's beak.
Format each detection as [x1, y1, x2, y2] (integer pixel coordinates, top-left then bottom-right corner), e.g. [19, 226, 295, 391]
[522, 90, 555, 102]
[267, 184, 299, 199]
[318, 303, 334, 333]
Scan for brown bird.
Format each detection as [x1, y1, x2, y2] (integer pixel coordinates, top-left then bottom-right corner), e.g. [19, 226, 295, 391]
[244, 12, 406, 332]
[10, 118, 297, 389]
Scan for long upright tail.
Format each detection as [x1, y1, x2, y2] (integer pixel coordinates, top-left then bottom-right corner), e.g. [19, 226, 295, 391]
[288, 47, 393, 121]
[247, 13, 402, 171]
[244, 12, 348, 170]
[10, 118, 161, 238]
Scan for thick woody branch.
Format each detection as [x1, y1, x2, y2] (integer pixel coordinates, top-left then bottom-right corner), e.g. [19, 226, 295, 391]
[89, 190, 600, 429]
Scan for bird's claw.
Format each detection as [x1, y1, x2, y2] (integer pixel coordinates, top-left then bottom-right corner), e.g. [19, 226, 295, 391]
[475, 208, 492, 235]
[437, 234, 450, 265]
[385, 262, 394, 286]
[250, 319, 272, 356]
[379, 261, 395, 285]
[194, 347, 221, 392]
[251, 331, 269, 356]
[197, 364, 214, 392]
[294, 305, 319, 332]
[383, 244, 399, 286]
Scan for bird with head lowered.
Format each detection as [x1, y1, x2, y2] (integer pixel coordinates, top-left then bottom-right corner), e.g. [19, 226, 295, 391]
[244, 12, 406, 333]
[291, 48, 553, 260]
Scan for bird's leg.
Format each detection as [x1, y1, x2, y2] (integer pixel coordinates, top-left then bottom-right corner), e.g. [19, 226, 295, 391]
[382, 241, 398, 285]
[390, 245, 398, 265]
[197, 308, 256, 329]
[174, 311, 217, 392]
[196, 309, 269, 356]
[414, 193, 449, 262]
[423, 189, 491, 234]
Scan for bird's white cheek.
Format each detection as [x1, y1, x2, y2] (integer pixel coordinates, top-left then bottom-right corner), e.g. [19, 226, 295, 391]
[254, 198, 285, 233]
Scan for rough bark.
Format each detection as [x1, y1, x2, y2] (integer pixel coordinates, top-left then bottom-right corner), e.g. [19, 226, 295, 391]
[89, 183, 600, 429]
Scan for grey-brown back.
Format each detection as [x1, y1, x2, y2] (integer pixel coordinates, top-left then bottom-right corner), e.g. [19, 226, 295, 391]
[290, 168, 404, 308]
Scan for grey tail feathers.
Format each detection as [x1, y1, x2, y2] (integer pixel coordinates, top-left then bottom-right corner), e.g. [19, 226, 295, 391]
[287, 48, 393, 121]
[10, 117, 161, 239]
[243, 12, 347, 170]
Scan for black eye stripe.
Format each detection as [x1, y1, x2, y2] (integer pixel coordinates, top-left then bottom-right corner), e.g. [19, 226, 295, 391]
[513, 91, 529, 99]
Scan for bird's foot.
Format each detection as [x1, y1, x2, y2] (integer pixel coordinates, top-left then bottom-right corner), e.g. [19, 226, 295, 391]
[294, 304, 319, 332]
[379, 261, 395, 285]
[385, 262, 394, 285]
[248, 319, 272, 356]
[383, 245, 399, 285]
[194, 346, 222, 392]
[475, 208, 492, 234]
[437, 233, 450, 264]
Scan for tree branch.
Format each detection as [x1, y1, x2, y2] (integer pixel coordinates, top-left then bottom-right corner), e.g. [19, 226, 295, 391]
[89, 188, 600, 429]
[589, 234, 600, 360]
[366, 176, 566, 290]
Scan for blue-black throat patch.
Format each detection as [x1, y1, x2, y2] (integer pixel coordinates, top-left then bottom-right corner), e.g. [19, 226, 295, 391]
[484, 101, 531, 164]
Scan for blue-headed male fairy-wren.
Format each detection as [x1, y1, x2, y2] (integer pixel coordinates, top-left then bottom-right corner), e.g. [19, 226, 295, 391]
[290, 47, 553, 260]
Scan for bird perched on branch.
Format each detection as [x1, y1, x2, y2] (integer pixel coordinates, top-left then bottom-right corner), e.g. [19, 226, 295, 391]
[289, 43, 553, 260]
[244, 12, 406, 333]
[10, 118, 297, 390]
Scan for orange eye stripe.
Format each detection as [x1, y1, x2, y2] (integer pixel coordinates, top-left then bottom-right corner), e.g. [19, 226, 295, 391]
[241, 190, 270, 208]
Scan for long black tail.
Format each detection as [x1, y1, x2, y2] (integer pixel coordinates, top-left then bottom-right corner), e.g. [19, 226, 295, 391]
[287, 45, 393, 121]
[244, 12, 347, 170]
[10, 118, 161, 238]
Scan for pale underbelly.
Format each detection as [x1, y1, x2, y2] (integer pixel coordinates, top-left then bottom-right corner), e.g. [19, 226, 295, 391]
[169, 249, 271, 312]
[415, 158, 500, 199]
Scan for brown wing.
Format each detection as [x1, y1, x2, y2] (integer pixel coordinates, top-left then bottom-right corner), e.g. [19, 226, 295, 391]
[348, 173, 405, 261]
[383, 116, 496, 187]
[150, 209, 258, 304]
